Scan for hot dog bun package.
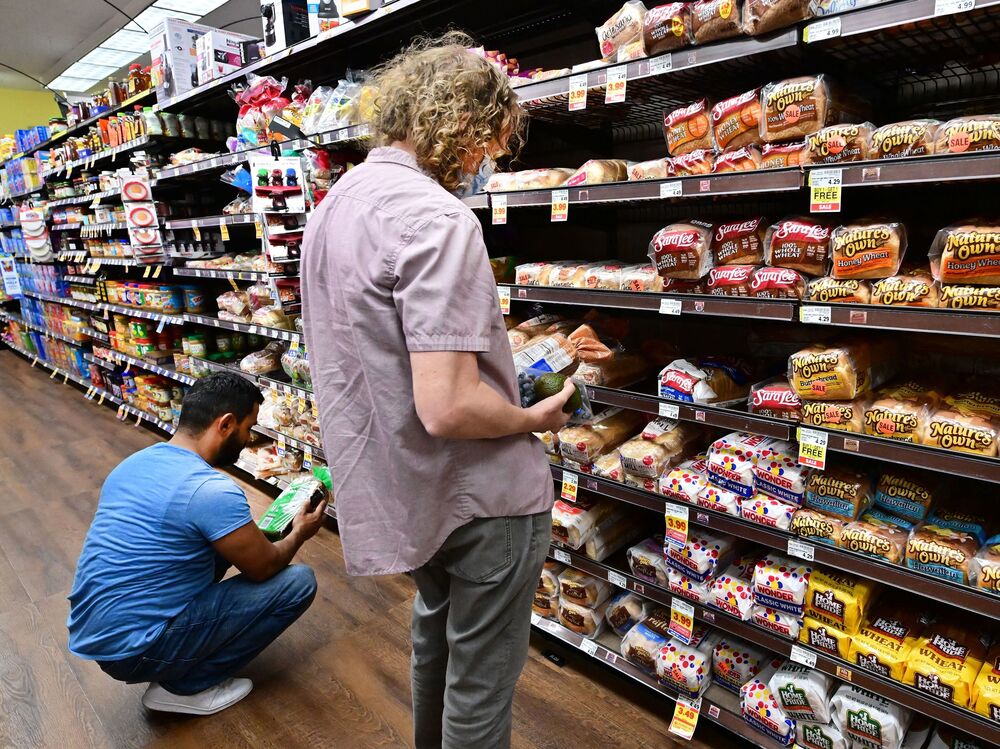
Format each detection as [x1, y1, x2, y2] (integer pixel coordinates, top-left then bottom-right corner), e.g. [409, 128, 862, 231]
[605, 590, 653, 636]
[830, 220, 907, 280]
[765, 217, 832, 276]
[769, 662, 836, 725]
[627, 536, 670, 586]
[596, 1, 646, 60]
[791, 508, 845, 546]
[750, 377, 804, 421]
[558, 596, 608, 637]
[620, 263, 665, 292]
[761, 75, 869, 143]
[788, 341, 891, 401]
[558, 567, 612, 609]
[712, 89, 763, 151]
[708, 432, 786, 497]
[659, 357, 752, 404]
[929, 223, 1000, 285]
[661, 455, 710, 504]
[665, 529, 738, 583]
[741, 659, 797, 745]
[752, 552, 813, 616]
[903, 619, 989, 707]
[584, 512, 645, 562]
[713, 216, 768, 265]
[869, 119, 940, 160]
[657, 628, 722, 698]
[515, 168, 575, 190]
[905, 523, 979, 585]
[691, 0, 742, 44]
[558, 408, 646, 464]
[551, 496, 626, 549]
[801, 397, 867, 433]
[850, 604, 928, 681]
[807, 276, 873, 304]
[649, 221, 715, 279]
[935, 115, 1000, 156]
[663, 99, 714, 156]
[629, 158, 673, 181]
[642, 3, 693, 56]
[831, 684, 913, 749]
[621, 606, 673, 673]
[804, 568, 879, 634]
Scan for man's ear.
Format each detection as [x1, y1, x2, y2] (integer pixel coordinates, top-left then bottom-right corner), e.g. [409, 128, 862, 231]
[217, 412, 237, 435]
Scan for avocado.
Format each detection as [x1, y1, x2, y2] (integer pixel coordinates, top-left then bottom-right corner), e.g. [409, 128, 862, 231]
[533, 373, 582, 414]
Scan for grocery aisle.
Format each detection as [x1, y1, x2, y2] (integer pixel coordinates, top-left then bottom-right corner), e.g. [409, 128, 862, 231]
[0, 349, 742, 749]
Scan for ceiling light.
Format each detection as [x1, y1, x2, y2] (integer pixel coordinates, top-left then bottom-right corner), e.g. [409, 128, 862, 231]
[62, 61, 119, 80]
[154, 0, 229, 14]
[79, 47, 138, 69]
[49, 75, 102, 93]
[102, 29, 149, 53]
[124, 6, 199, 33]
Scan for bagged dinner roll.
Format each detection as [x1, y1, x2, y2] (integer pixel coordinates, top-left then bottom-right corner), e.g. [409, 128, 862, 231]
[629, 158, 673, 181]
[874, 469, 937, 522]
[558, 408, 646, 464]
[839, 517, 908, 563]
[807, 276, 872, 304]
[801, 397, 867, 433]
[922, 408, 999, 457]
[538, 561, 565, 598]
[905, 523, 979, 585]
[566, 159, 629, 186]
[791, 508, 845, 546]
[621, 606, 673, 673]
[605, 590, 653, 636]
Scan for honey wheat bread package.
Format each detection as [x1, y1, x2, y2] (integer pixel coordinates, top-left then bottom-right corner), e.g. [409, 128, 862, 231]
[935, 115, 1000, 155]
[929, 222, 1000, 286]
[663, 99, 714, 156]
[760, 75, 868, 143]
[830, 220, 906, 280]
[711, 88, 763, 151]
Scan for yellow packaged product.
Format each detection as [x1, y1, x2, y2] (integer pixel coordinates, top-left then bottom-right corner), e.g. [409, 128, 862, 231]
[849, 607, 927, 681]
[903, 621, 988, 708]
[803, 568, 879, 634]
[800, 616, 852, 660]
[972, 643, 1000, 722]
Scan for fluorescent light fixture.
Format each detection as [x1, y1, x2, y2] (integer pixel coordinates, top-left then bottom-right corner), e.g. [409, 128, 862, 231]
[80, 47, 139, 68]
[154, 0, 229, 14]
[49, 75, 102, 93]
[124, 6, 199, 32]
[61, 61, 119, 79]
[102, 29, 149, 53]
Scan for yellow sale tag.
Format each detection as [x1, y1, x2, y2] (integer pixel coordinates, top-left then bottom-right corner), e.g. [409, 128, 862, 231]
[605, 66, 627, 104]
[98, 392, 105, 405]
[551, 189, 568, 222]
[192, 225, 202, 241]
[311, 400, 319, 419]
[254, 219, 263, 238]
[669, 598, 695, 644]
[153, 265, 162, 278]
[797, 427, 829, 470]
[229, 278, 240, 292]
[668, 697, 702, 740]
[143, 266, 151, 278]
[135, 411, 143, 426]
[219, 218, 230, 241]
[298, 397, 307, 414]
[560, 470, 578, 502]
[290, 339, 300, 351]
[568, 74, 588, 112]
[50, 368, 58, 379]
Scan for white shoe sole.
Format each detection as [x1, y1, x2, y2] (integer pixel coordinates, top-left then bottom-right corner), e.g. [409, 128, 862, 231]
[142, 683, 252, 716]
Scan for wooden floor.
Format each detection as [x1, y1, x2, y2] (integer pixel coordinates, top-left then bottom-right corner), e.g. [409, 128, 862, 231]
[0, 348, 750, 749]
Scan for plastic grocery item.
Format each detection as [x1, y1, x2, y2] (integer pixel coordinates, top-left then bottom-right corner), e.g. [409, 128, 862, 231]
[596, 1, 647, 60]
[929, 222, 1000, 286]
[663, 99, 713, 156]
[648, 221, 714, 279]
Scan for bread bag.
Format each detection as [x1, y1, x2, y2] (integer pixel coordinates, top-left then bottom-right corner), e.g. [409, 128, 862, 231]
[751, 438, 810, 505]
[807, 276, 872, 303]
[830, 220, 906, 280]
[712, 217, 767, 266]
[596, 1, 647, 60]
[863, 392, 935, 444]
[672, 148, 715, 176]
[584, 513, 644, 562]
[801, 615, 852, 659]
[803, 123, 874, 165]
[791, 508, 845, 546]
[903, 620, 988, 707]
[657, 629, 722, 698]
[592, 449, 623, 482]
[929, 222, 1000, 285]
[605, 590, 653, 636]
[749, 377, 804, 421]
[850, 605, 928, 680]
[710, 566, 756, 621]
[706, 265, 756, 296]
[838, 517, 908, 563]
[750, 266, 807, 298]
[743, 0, 812, 36]
[752, 552, 813, 616]
[660, 455, 710, 504]
[713, 637, 767, 694]
[642, 3, 693, 55]
[927, 506, 989, 545]
[971, 536, 1000, 595]
[551, 496, 625, 549]
[533, 590, 559, 619]
[761, 141, 806, 169]
[935, 115, 1000, 155]
[508, 313, 562, 347]
[708, 431, 784, 497]
[801, 397, 867, 432]
[788, 342, 881, 401]
[629, 158, 673, 181]
[538, 561, 565, 597]
[665, 529, 738, 583]
[797, 721, 848, 749]
[658, 357, 752, 403]
[621, 606, 673, 673]
[755, 604, 805, 641]
[620, 264, 665, 292]
[770, 662, 836, 724]
[583, 262, 625, 290]
[559, 568, 612, 608]
[627, 536, 670, 586]
[939, 284, 1000, 310]
[921, 408, 999, 456]
[515, 168, 574, 190]
[713, 145, 762, 173]
[869, 119, 940, 159]
[760, 75, 866, 143]
[831, 684, 913, 749]
[765, 217, 832, 276]
[711, 89, 763, 152]
[575, 353, 649, 388]
[649, 221, 715, 279]
[697, 484, 743, 516]
[905, 523, 979, 585]
[558, 597, 608, 637]
[741, 494, 796, 530]
[558, 408, 646, 464]
[669, 568, 716, 605]
[972, 646, 1000, 725]
[871, 270, 940, 306]
[804, 568, 878, 634]
[691, 0, 742, 43]
[741, 660, 797, 744]
[874, 469, 937, 522]
[805, 465, 873, 521]
[663, 99, 714, 156]
[566, 159, 629, 186]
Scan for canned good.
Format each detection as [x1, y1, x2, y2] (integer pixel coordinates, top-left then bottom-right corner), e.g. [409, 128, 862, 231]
[187, 334, 207, 358]
[216, 334, 232, 353]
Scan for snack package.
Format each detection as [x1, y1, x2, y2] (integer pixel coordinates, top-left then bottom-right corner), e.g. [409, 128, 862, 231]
[765, 217, 832, 277]
[672, 148, 715, 176]
[558, 408, 646, 464]
[803, 123, 874, 165]
[788, 341, 883, 401]
[801, 398, 867, 433]
[649, 221, 715, 280]
[749, 378, 804, 422]
[533, 590, 559, 618]
[800, 616, 852, 659]
[939, 284, 1000, 310]
[869, 120, 940, 159]
[665, 529, 737, 583]
[750, 267, 808, 299]
[741, 494, 796, 530]
[770, 662, 836, 724]
[660, 455, 710, 504]
[566, 159, 629, 186]
[830, 221, 907, 280]
[620, 606, 673, 673]
[551, 496, 625, 549]
[871, 271, 940, 306]
[515, 168, 575, 190]
[804, 467, 872, 521]
[605, 590, 653, 636]
[971, 536, 1000, 595]
[935, 115, 1000, 156]
[257, 471, 331, 538]
[657, 630, 722, 698]
[761, 141, 806, 169]
[922, 408, 1000, 457]
[797, 721, 848, 749]
[850, 606, 927, 680]
[831, 685, 913, 749]
[663, 99, 713, 157]
[874, 469, 937, 522]
[691, 0, 742, 43]
[627, 536, 669, 586]
[752, 553, 813, 616]
[713, 145, 762, 173]
[903, 620, 988, 707]
[760, 76, 867, 143]
[620, 263, 665, 292]
[905, 524, 979, 584]
[807, 276, 873, 304]
[743, 0, 812, 36]
[659, 357, 751, 404]
[803, 569, 878, 634]
[597, 1, 647, 60]
[641, 417, 703, 454]
[710, 567, 756, 620]
[706, 265, 756, 296]
[629, 158, 673, 181]
[741, 660, 797, 745]
[642, 3, 692, 55]
[752, 440, 811, 505]
[558, 596, 608, 637]
[559, 568, 612, 609]
[669, 568, 715, 605]
[712, 89, 762, 152]
[713, 217, 767, 266]
[929, 223, 1000, 286]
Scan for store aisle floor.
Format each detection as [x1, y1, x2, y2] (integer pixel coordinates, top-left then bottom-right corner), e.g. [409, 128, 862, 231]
[0, 350, 747, 749]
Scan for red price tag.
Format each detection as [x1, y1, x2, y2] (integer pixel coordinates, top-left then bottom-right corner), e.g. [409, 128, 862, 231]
[669, 697, 702, 740]
[560, 471, 578, 502]
[664, 503, 689, 550]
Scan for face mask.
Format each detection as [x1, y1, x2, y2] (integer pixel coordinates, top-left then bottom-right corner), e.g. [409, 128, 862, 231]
[453, 155, 495, 198]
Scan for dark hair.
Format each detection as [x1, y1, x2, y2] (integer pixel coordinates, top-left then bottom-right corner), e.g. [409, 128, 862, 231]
[177, 372, 264, 434]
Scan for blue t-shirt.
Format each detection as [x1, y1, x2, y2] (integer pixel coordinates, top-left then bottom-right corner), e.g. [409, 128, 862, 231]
[67, 443, 253, 661]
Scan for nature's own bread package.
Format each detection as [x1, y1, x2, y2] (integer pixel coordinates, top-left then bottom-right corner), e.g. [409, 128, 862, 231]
[807, 276, 873, 303]
[596, 1, 646, 60]
[769, 661, 836, 724]
[839, 517, 909, 563]
[929, 223, 1000, 285]
[869, 119, 940, 159]
[663, 99, 714, 156]
[934, 115, 1000, 156]
[760, 75, 869, 143]
[831, 684, 913, 749]
[972, 537, 1000, 595]
[790, 508, 845, 546]
[800, 397, 868, 433]
[764, 217, 832, 276]
[788, 341, 891, 401]
[649, 221, 715, 279]
[691, 0, 742, 43]
[642, 3, 692, 56]
[830, 221, 906, 280]
[871, 270, 941, 307]
[874, 469, 938, 522]
[939, 284, 1000, 310]
[905, 523, 979, 584]
[803, 123, 875, 165]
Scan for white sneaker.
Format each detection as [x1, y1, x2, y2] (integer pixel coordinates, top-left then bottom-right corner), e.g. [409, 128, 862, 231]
[141, 678, 253, 715]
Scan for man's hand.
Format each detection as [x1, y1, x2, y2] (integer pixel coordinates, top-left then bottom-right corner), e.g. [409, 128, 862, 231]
[525, 378, 576, 433]
[292, 498, 328, 541]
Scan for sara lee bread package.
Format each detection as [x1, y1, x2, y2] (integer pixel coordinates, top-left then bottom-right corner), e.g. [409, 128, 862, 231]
[596, 1, 646, 60]
[788, 341, 891, 401]
[712, 89, 763, 151]
[649, 220, 714, 279]
[829, 221, 906, 280]
[672, 148, 715, 176]
[761, 141, 806, 169]
[905, 523, 979, 584]
[741, 659, 797, 744]
[850, 604, 928, 680]
[803, 123, 875, 165]
[713, 217, 767, 265]
[713, 145, 762, 173]
[903, 619, 989, 707]
[663, 100, 714, 156]
[807, 277, 873, 303]
[791, 508, 845, 546]
[750, 267, 808, 299]
[629, 157, 672, 181]
[869, 120, 940, 159]
[605, 590, 653, 636]
[620, 606, 673, 673]
[707, 265, 756, 296]
[749, 377, 804, 421]
[691, 0, 742, 43]
[656, 627, 722, 698]
[831, 684, 913, 749]
[871, 270, 940, 307]
[764, 217, 832, 276]
[929, 223, 1000, 286]
[769, 662, 836, 724]
[658, 357, 752, 404]
[743, 0, 812, 36]
[566, 159, 629, 186]
[713, 636, 767, 694]
[760, 76, 869, 143]
[627, 536, 670, 586]
[800, 397, 867, 433]
[558, 408, 646, 464]
[934, 115, 1000, 155]
[642, 3, 692, 56]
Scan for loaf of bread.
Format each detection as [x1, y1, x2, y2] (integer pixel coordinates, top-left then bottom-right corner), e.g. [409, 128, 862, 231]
[864, 394, 933, 444]
[621, 607, 673, 673]
[838, 518, 908, 563]
[559, 597, 608, 637]
[629, 158, 673, 181]
[485, 172, 518, 192]
[750, 266, 806, 299]
[760, 75, 867, 143]
[788, 342, 880, 401]
[921, 408, 999, 457]
[596, 1, 647, 60]
[660, 358, 752, 403]
[583, 262, 625, 290]
[691, 0, 742, 43]
[515, 168, 574, 190]
[830, 220, 906, 280]
[903, 619, 987, 708]
[605, 591, 652, 636]
[905, 524, 979, 585]
[871, 271, 940, 307]
[558, 408, 646, 464]
[935, 115, 1000, 155]
[664, 99, 714, 156]
[805, 466, 873, 521]
[749, 377, 803, 421]
[743, 0, 812, 36]
[765, 216, 832, 277]
[642, 3, 693, 56]
[713, 217, 767, 266]
[803, 123, 874, 165]
[672, 148, 715, 176]
[539, 561, 565, 597]
[566, 159, 629, 186]
[706, 264, 756, 296]
[649, 221, 715, 279]
[874, 468, 937, 523]
[939, 284, 1000, 310]
[713, 145, 762, 173]
[761, 141, 806, 169]
[712, 89, 763, 151]
[929, 223, 1000, 286]
[868, 119, 940, 159]
[559, 568, 613, 608]
[972, 538, 1000, 595]
[620, 264, 665, 292]
[807, 277, 872, 304]
[790, 508, 845, 546]
[801, 397, 867, 432]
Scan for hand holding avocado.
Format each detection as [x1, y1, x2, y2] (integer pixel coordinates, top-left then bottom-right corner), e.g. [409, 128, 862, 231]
[523, 375, 577, 434]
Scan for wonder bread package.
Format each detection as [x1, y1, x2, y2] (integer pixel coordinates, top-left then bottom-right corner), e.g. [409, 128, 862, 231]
[708, 431, 786, 498]
[665, 528, 739, 583]
[710, 564, 757, 621]
[803, 568, 879, 634]
[903, 618, 990, 708]
[752, 605, 804, 640]
[656, 625, 722, 699]
[831, 684, 913, 749]
[769, 661, 837, 725]
[621, 606, 673, 674]
[751, 438, 812, 505]
[660, 454, 710, 504]
[713, 636, 768, 694]
[741, 658, 797, 745]
[669, 568, 716, 605]
[849, 601, 930, 681]
[752, 552, 813, 616]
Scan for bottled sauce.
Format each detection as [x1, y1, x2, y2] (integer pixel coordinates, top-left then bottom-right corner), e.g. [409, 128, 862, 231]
[127, 64, 143, 98]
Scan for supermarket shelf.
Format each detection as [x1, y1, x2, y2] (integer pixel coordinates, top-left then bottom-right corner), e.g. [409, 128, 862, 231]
[80, 327, 110, 343]
[301, 123, 372, 148]
[63, 275, 98, 285]
[252, 424, 325, 461]
[91, 348, 196, 386]
[530, 617, 784, 749]
[258, 373, 315, 402]
[165, 214, 257, 230]
[156, 151, 256, 180]
[8, 183, 44, 199]
[40, 135, 155, 179]
[173, 267, 292, 281]
[57, 253, 164, 267]
[183, 312, 302, 343]
[816, 152, 1000, 189]
[462, 194, 489, 210]
[3, 339, 91, 387]
[552, 463, 1000, 620]
[21, 290, 98, 312]
[503, 284, 797, 321]
[553, 547, 1000, 746]
[799, 302, 1000, 338]
[47, 188, 120, 207]
[804, 0, 1000, 42]
[51, 221, 129, 234]
[21, 291, 185, 326]
[0, 311, 90, 347]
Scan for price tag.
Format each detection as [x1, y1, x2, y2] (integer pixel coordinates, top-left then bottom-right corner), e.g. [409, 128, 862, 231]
[804, 16, 841, 43]
[90, 196, 101, 209]
[62, 372, 69, 384]
[788, 538, 816, 563]
[649, 54, 673, 76]
[934, 0, 975, 15]
[153, 265, 162, 279]
[85, 386, 95, 399]
[219, 219, 230, 241]
[660, 181, 683, 199]
[668, 696, 702, 741]
[229, 277, 240, 292]
[809, 168, 843, 213]
[579, 639, 599, 657]
[290, 339, 300, 351]
[553, 548, 571, 565]
[550, 189, 569, 222]
[303, 446, 313, 471]
[192, 225, 202, 241]
[659, 298, 682, 315]
[669, 598, 696, 645]
[276, 435, 287, 456]
[311, 400, 319, 419]
[608, 570, 628, 588]
[797, 427, 829, 470]
[659, 402, 680, 420]
[49, 368, 58, 379]
[31, 357, 38, 367]
[134, 411, 143, 426]
[605, 66, 627, 104]
[568, 74, 588, 111]
[560, 470, 578, 502]
[298, 397, 307, 415]
[491, 193, 507, 225]
[143, 266, 151, 278]
[497, 285, 511, 315]
[254, 219, 264, 238]
[664, 503, 689, 551]
[799, 305, 832, 324]
[98, 392, 105, 405]
[531, 612, 542, 626]
[790, 644, 818, 668]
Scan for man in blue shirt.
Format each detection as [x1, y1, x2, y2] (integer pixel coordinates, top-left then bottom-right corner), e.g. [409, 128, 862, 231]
[68, 372, 328, 716]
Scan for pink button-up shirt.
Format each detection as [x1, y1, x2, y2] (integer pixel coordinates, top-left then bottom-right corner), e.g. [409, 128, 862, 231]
[301, 147, 553, 575]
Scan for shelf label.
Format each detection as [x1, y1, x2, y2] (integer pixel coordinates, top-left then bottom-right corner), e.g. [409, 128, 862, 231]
[219, 218, 231, 241]
[804, 16, 841, 43]
[134, 411, 143, 427]
[153, 266, 162, 279]
[934, 0, 975, 15]
[530, 612, 542, 626]
[660, 181, 683, 199]
[669, 696, 702, 741]
[560, 470, 578, 502]
[143, 266, 151, 278]
[788, 538, 816, 563]
[568, 74, 588, 111]
[551, 189, 569, 222]
[799, 305, 832, 324]
[658, 402, 680, 420]
[664, 503, 689, 551]
[276, 435, 286, 456]
[669, 598, 696, 645]
[497, 285, 511, 315]
[553, 548, 571, 565]
[605, 66, 627, 104]
[809, 168, 843, 213]
[579, 638, 599, 656]
[608, 570, 628, 588]
[790, 644, 818, 668]
[659, 298, 682, 315]
[491, 193, 507, 225]
[98, 392, 105, 405]
[649, 54, 673, 76]
[192, 225, 202, 241]
[797, 427, 828, 470]
[303, 446, 313, 471]
[254, 219, 264, 238]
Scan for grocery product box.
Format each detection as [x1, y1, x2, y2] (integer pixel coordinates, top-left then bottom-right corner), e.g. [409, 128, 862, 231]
[195, 29, 257, 86]
[148, 18, 215, 101]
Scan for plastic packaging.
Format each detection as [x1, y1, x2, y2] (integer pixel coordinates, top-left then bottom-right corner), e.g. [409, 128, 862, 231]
[663, 99, 714, 156]
[760, 75, 867, 144]
[711, 88, 762, 151]
[628, 158, 673, 181]
[807, 276, 872, 304]
[648, 221, 714, 279]
[868, 119, 940, 159]
[749, 377, 803, 421]
[788, 341, 886, 402]
[659, 357, 751, 404]
[761, 141, 806, 169]
[764, 217, 832, 277]
[712, 217, 767, 266]
[706, 264, 756, 296]
[713, 145, 762, 173]
[929, 222, 1000, 286]
[803, 123, 875, 165]
[871, 271, 940, 307]
[671, 148, 715, 176]
[743, 0, 813, 36]
[566, 159, 629, 186]
[596, 1, 647, 60]
[750, 267, 807, 299]
[642, 3, 693, 56]
[934, 115, 1000, 155]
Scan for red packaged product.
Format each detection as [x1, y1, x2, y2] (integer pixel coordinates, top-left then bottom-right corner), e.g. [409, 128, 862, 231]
[713, 145, 762, 173]
[649, 221, 715, 280]
[711, 89, 763, 151]
[760, 142, 805, 170]
[713, 217, 767, 266]
[764, 217, 832, 277]
[671, 148, 715, 176]
[749, 266, 807, 298]
[706, 265, 756, 296]
[663, 99, 714, 156]
[749, 377, 803, 421]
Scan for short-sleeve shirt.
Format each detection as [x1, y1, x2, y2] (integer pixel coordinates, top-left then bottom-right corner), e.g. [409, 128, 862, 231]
[301, 147, 553, 576]
[67, 443, 253, 661]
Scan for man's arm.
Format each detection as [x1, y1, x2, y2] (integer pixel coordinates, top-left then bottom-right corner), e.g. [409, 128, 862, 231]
[212, 499, 327, 583]
[411, 350, 575, 440]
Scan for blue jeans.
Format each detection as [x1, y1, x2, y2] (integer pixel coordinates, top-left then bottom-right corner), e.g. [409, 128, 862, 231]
[98, 565, 317, 695]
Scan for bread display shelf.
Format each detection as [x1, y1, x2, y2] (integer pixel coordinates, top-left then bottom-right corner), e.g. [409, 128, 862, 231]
[550, 463, 1000, 621]
[804, 0, 1000, 45]
[173, 267, 293, 282]
[257, 374, 315, 403]
[530, 615, 786, 749]
[251, 424, 326, 461]
[799, 301, 1000, 338]
[0, 311, 89, 347]
[552, 546, 1000, 746]
[40, 135, 155, 180]
[165, 214, 257, 230]
[817, 151, 1000, 188]
[181, 312, 302, 343]
[47, 188, 120, 207]
[90, 348, 197, 386]
[502, 284, 797, 321]
[62, 275, 98, 285]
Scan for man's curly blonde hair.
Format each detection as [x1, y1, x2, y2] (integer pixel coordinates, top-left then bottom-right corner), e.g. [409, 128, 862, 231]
[368, 31, 525, 192]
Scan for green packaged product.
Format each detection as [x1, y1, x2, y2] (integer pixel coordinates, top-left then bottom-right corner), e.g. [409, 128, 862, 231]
[257, 466, 332, 538]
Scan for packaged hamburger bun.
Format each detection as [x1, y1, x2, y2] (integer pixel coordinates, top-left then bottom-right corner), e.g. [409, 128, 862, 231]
[557, 408, 646, 464]
[791, 507, 845, 546]
[830, 220, 907, 280]
[761, 141, 806, 169]
[863, 387, 937, 444]
[939, 284, 1000, 310]
[749, 266, 807, 299]
[691, 0, 742, 44]
[921, 408, 999, 456]
[551, 496, 625, 548]
[760, 75, 868, 143]
[538, 560, 565, 597]
[749, 377, 803, 421]
[871, 270, 940, 307]
[801, 397, 867, 433]
[765, 216, 832, 277]
[711, 88, 763, 152]
[869, 119, 940, 160]
[649, 221, 715, 279]
[971, 536, 1000, 595]
[605, 590, 653, 636]
[712, 145, 762, 173]
[706, 264, 756, 296]
[672, 148, 715, 176]
[929, 222, 1000, 285]
[905, 523, 979, 585]
[807, 276, 872, 304]
[788, 341, 883, 401]
[663, 99, 714, 156]
[596, 1, 647, 60]
[935, 115, 1000, 156]
[515, 168, 574, 190]
[559, 567, 612, 608]
[803, 122, 875, 165]
[743, 0, 813, 36]
[642, 3, 693, 56]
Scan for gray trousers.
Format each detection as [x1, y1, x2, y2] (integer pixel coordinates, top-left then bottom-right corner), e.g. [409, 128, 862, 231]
[410, 511, 550, 749]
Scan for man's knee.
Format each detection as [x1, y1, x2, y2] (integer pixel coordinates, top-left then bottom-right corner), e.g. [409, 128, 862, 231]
[279, 564, 318, 609]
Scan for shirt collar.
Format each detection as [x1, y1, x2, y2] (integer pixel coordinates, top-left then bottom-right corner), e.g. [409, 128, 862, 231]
[366, 146, 423, 173]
